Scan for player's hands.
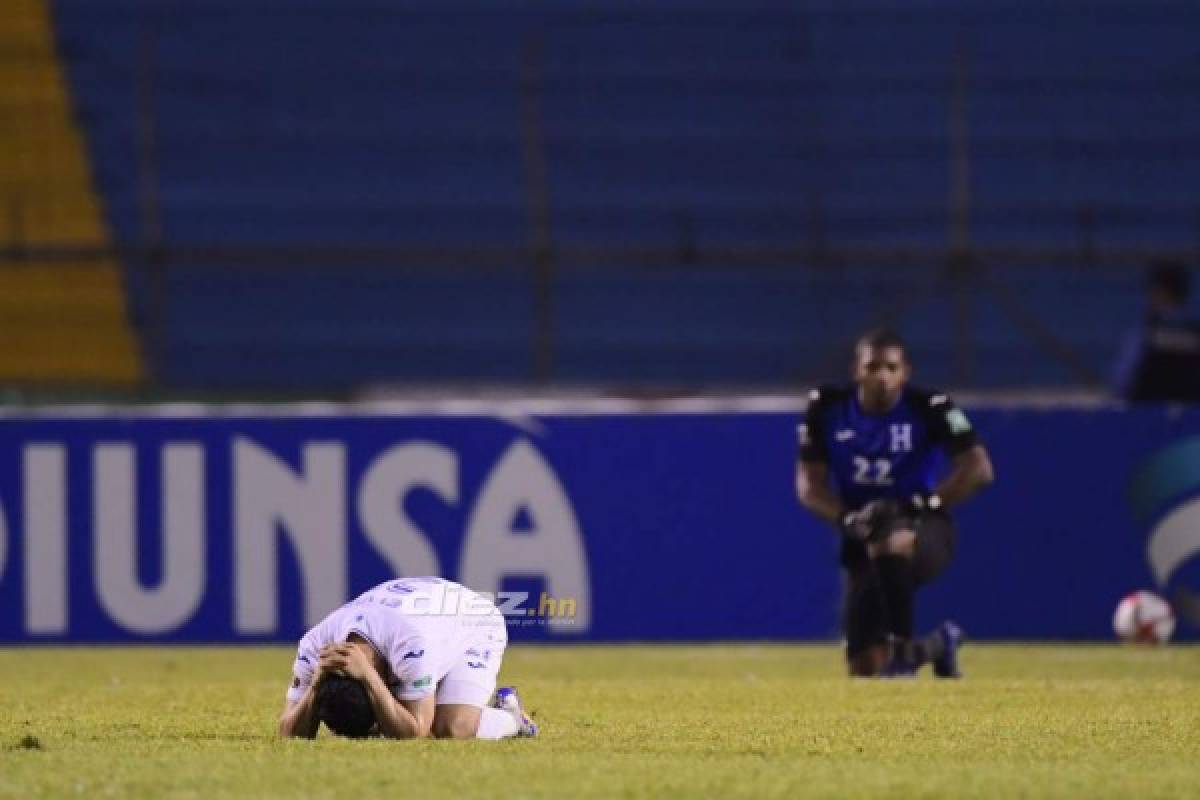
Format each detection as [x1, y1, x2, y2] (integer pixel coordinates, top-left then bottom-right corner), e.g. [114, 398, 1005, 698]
[839, 508, 873, 541]
[840, 498, 904, 542]
[318, 643, 375, 682]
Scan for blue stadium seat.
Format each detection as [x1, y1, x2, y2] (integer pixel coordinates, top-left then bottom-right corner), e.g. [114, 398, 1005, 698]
[50, 0, 1200, 388]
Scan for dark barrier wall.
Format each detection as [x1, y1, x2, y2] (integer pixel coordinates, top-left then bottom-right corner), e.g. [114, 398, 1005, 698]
[0, 406, 1197, 642]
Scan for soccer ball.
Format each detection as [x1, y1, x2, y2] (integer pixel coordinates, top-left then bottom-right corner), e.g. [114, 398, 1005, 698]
[1112, 591, 1175, 645]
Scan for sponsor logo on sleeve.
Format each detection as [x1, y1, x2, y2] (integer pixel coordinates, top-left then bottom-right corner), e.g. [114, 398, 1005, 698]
[945, 409, 972, 434]
[410, 675, 433, 689]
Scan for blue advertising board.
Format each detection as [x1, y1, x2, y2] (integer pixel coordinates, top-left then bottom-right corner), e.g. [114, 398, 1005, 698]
[0, 405, 1197, 642]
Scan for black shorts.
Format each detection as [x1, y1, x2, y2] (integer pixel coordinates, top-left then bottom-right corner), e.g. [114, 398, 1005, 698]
[842, 512, 956, 658]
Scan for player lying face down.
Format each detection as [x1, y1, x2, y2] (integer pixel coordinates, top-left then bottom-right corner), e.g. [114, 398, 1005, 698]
[796, 329, 994, 678]
[278, 577, 537, 740]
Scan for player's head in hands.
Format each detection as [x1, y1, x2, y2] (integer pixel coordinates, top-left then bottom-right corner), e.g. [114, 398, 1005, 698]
[853, 328, 910, 412]
[315, 673, 376, 738]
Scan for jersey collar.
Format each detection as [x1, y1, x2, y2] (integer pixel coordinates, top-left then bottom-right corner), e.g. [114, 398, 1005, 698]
[853, 386, 906, 417]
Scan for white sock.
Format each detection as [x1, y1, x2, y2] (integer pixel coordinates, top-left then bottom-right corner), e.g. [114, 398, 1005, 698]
[475, 707, 520, 740]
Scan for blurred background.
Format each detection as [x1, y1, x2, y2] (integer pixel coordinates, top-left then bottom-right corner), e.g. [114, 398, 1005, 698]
[1, 0, 1199, 646]
[4, 0, 1197, 399]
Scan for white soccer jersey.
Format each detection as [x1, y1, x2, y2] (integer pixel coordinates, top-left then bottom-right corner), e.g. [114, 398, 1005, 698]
[285, 577, 507, 706]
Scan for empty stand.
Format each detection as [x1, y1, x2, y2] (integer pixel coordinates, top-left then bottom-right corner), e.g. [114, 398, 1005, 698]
[48, 0, 1199, 388]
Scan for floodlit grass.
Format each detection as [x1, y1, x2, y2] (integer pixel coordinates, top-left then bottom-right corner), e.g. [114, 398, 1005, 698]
[1, 644, 1198, 798]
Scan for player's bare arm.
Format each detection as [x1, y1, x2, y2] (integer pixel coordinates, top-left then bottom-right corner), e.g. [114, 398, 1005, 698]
[796, 460, 844, 524]
[279, 644, 356, 738]
[797, 460, 891, 540]
[279, 669, 323, 738]
[934, 444, 995, 508]
[278, 687, 320, 738]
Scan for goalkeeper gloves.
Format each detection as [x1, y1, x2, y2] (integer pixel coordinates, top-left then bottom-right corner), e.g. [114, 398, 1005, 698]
[839, 498, 904, 542]
[840, 493, 944, 542]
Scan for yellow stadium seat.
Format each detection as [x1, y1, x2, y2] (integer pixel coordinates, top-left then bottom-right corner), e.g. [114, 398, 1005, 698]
[0, 0, 143, 386]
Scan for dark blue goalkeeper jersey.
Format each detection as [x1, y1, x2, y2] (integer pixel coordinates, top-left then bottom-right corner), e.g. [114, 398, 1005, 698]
[798, 384, 978, 511]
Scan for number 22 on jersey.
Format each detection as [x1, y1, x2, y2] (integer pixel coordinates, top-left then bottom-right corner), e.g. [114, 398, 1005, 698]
[852, 456, 893, 486]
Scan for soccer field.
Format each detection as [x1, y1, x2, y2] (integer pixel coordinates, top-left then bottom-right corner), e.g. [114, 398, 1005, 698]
[1, 645, 1197, 799]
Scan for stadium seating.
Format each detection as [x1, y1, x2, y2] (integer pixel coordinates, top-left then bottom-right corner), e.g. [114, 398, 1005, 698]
[0, 0, 142, 386]
[48, 0, 1198, 388]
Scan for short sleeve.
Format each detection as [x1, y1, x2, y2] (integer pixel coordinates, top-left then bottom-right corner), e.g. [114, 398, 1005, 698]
[798, 388, 833, 463]
[922, 392, 978, 456]
[285, 644, 318, 706]
[387, 635, 437, 702]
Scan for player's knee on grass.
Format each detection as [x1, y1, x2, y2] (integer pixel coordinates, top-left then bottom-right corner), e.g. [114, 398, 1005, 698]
[867, 529, 916, 559]
[431, 705, 482, 739]
[847, 645, 889, 677]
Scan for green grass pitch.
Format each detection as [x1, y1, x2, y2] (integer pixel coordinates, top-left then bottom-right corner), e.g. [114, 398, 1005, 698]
[1, 644, 1198, 798]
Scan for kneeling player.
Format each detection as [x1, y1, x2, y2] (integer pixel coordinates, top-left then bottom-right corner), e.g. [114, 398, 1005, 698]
[279, 577, 538, 739]
[796, 329, 994, 677]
